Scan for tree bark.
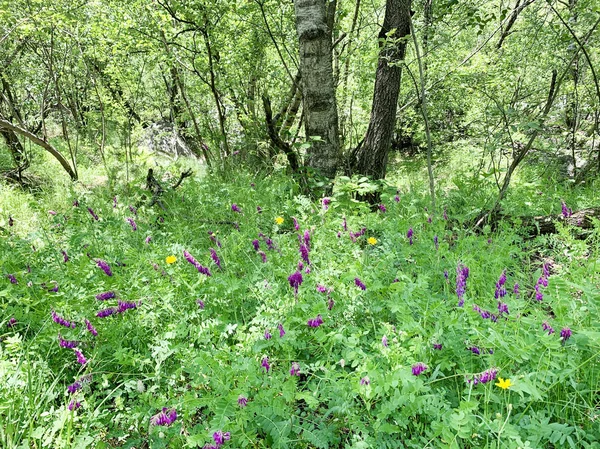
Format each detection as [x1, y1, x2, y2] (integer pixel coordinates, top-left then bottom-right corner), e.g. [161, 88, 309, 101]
[350, 0, 412, 182]
[294, 0, 340, 181]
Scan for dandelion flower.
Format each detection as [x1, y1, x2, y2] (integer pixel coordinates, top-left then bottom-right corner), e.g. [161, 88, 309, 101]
[367, 237, 377, 245]
[495, 377, 512, 390]
[166, 255, 177, 264]
[275, 216, 284, 225]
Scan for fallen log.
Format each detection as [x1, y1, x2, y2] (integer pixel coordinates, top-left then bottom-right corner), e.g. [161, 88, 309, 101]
[496, 208, 600, 236]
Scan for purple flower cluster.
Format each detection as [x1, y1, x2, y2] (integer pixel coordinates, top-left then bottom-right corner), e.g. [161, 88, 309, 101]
[278, 323, 285, 338]
[231, 204, 241, 213]
[455, 263, 470, 307]
[407, 228, 414, 245]
[341, 217, 347, 231]
[117, 300, 139, 313]
[292, 217, 300, 231]
[62, 250, 69, 263]
[288, 271, 303, 296]
[264, 329, 272, 340]
[68, 400, 81, 411]
[59, 334, 79, 349]
[96, 259, 113, 277]
[85, 319, 98, 336]
[150, 407, 178, 426]
[561, 201, 573, 218]
[237, 395, 248, 408]
[299, 243, 310, 265]
[349, 227, 366, 242]
[355, 277, 366, 290]
[307, 314, 323, 328]
[7, 317, 17, 328]
[8, 274, 17, 284]
[212, 431, 231, 448]
[412, 362, 427, 376]
[183, 250, 212, 276]
[434, 235, 439, 250]
[73, 349, 87, 365]
[67, 381, 82, 394]
[261, 356, 270, 373]
[513, 283, 520, 296]
[88, 208, 99, 221]
[382, 335, 388, 347]
[468, 368, 498, 385]
[96, 291, 115, 301]
[290, 362, 300, 376]
[472, 304, 497, 321]
[495, 270, 507, 299]
[560, 327, 572, 343]
[97, 307, 116, 318]
[322, 197, 331, 210]
[52, 311, 76, 328]
[534, 264, 550, 301]
[126, 217, 137, 231]
[360, 376, 370, 385]
[542, 321, 555, 335]
[379, 204, 386, 213]
[433, 343, 443, 350]
[210, 248, 222, 269]
[208, 231, 222, 248]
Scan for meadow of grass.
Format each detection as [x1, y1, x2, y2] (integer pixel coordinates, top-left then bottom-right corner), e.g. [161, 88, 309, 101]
[1, 152, 599, 449]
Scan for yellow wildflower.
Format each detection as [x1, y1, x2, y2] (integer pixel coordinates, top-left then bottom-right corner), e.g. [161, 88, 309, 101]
[367, 237, 377, 245]
[165, 255, 177, 264]
[495, 377, 512, 390]
[275, 216, 284, 225]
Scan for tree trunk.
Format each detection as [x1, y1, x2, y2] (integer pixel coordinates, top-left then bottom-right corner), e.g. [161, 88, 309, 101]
[350, 0, 412, 182]
[294, 0, 340, 181]
[0, 118, 77, 180]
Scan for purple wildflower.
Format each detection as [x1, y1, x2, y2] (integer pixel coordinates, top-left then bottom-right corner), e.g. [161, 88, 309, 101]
[543, 263, 551, 277]
[560, 327, 572, 342]
[85, 319, 98, 336]
[129, 205, 137, 215]
[52, 311, 76, 328]
[96, 307, 116, 318]
[117, 300, 138, 313]
[150, 408, 178, 426]
[7, 317, 17, 328]
[261, 356, 270, 373]
[561, 201, 573, 218]
[469, 346, 481, 355]
[288, 271, 303, 296]
[322, 197, 331, 210]
[48, 210, 57, 216]
[433, 343, 442, 350]
[58, 335, 79, 349]
[67, 381, 82, 394]
[238, 395, 248, 408]
[256, 206, 262, 213]
[258, 251, 267, 263]
[126, 217, 137, 231]
[382, 335, 388, 347]
[96, 259, 113, 276]
[443, 208, 448, 220]
[87, 208, 99, 221]
[513, 283, 519, 296]
[341, 217, 347, 231]
[354, 277, 366, 290]
[316, 284, 327, 293]
[407, 228, 414, 245]
[8, 274, 17, 284]
[434, 235, 439, 250]
[297, 260, 304, 271]
[112, 196, 117, 208]
[213, 431, 231, 446]
[62, 250, 69, 263]
[196, 299, 205, 309]
[145, 236, 152, 244]
[299, 243, 310, 265]
[456, 263, 469, 307]
[412, 362, 427, 376]
[444, 270, 449, 280]
[210, 248, 222, 269]
[469, 368, 498, 385]
[307, 314, 324, 328]
[68, 400, 81, 411]
[264, 329, 272, 340]
[72, 199, 79, 208]
[379, 204, 387, 213]
[73, 349, 87, 365]
[293, 217, 300, 231]
[303, 230, 311, 248]
[231, 204, 241, 213]
[360, 376, 370, 385]
[542, 321, 555, 335]
[252, 239, 260, 251]
[498, 302, 509, 315]
[290, 362, 300, 376]
[328, 297, 335, 310]
[278, 323, 285, 338]
[495, 270, 507, 299]
[183, 250, 211, 276]
[95, 291, 115, 301]
[394, 195, 400, 202]
[264, 238, 275, 251]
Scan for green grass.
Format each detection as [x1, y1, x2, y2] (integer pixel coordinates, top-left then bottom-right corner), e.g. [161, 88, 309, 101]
[1, 153, 599, 449]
